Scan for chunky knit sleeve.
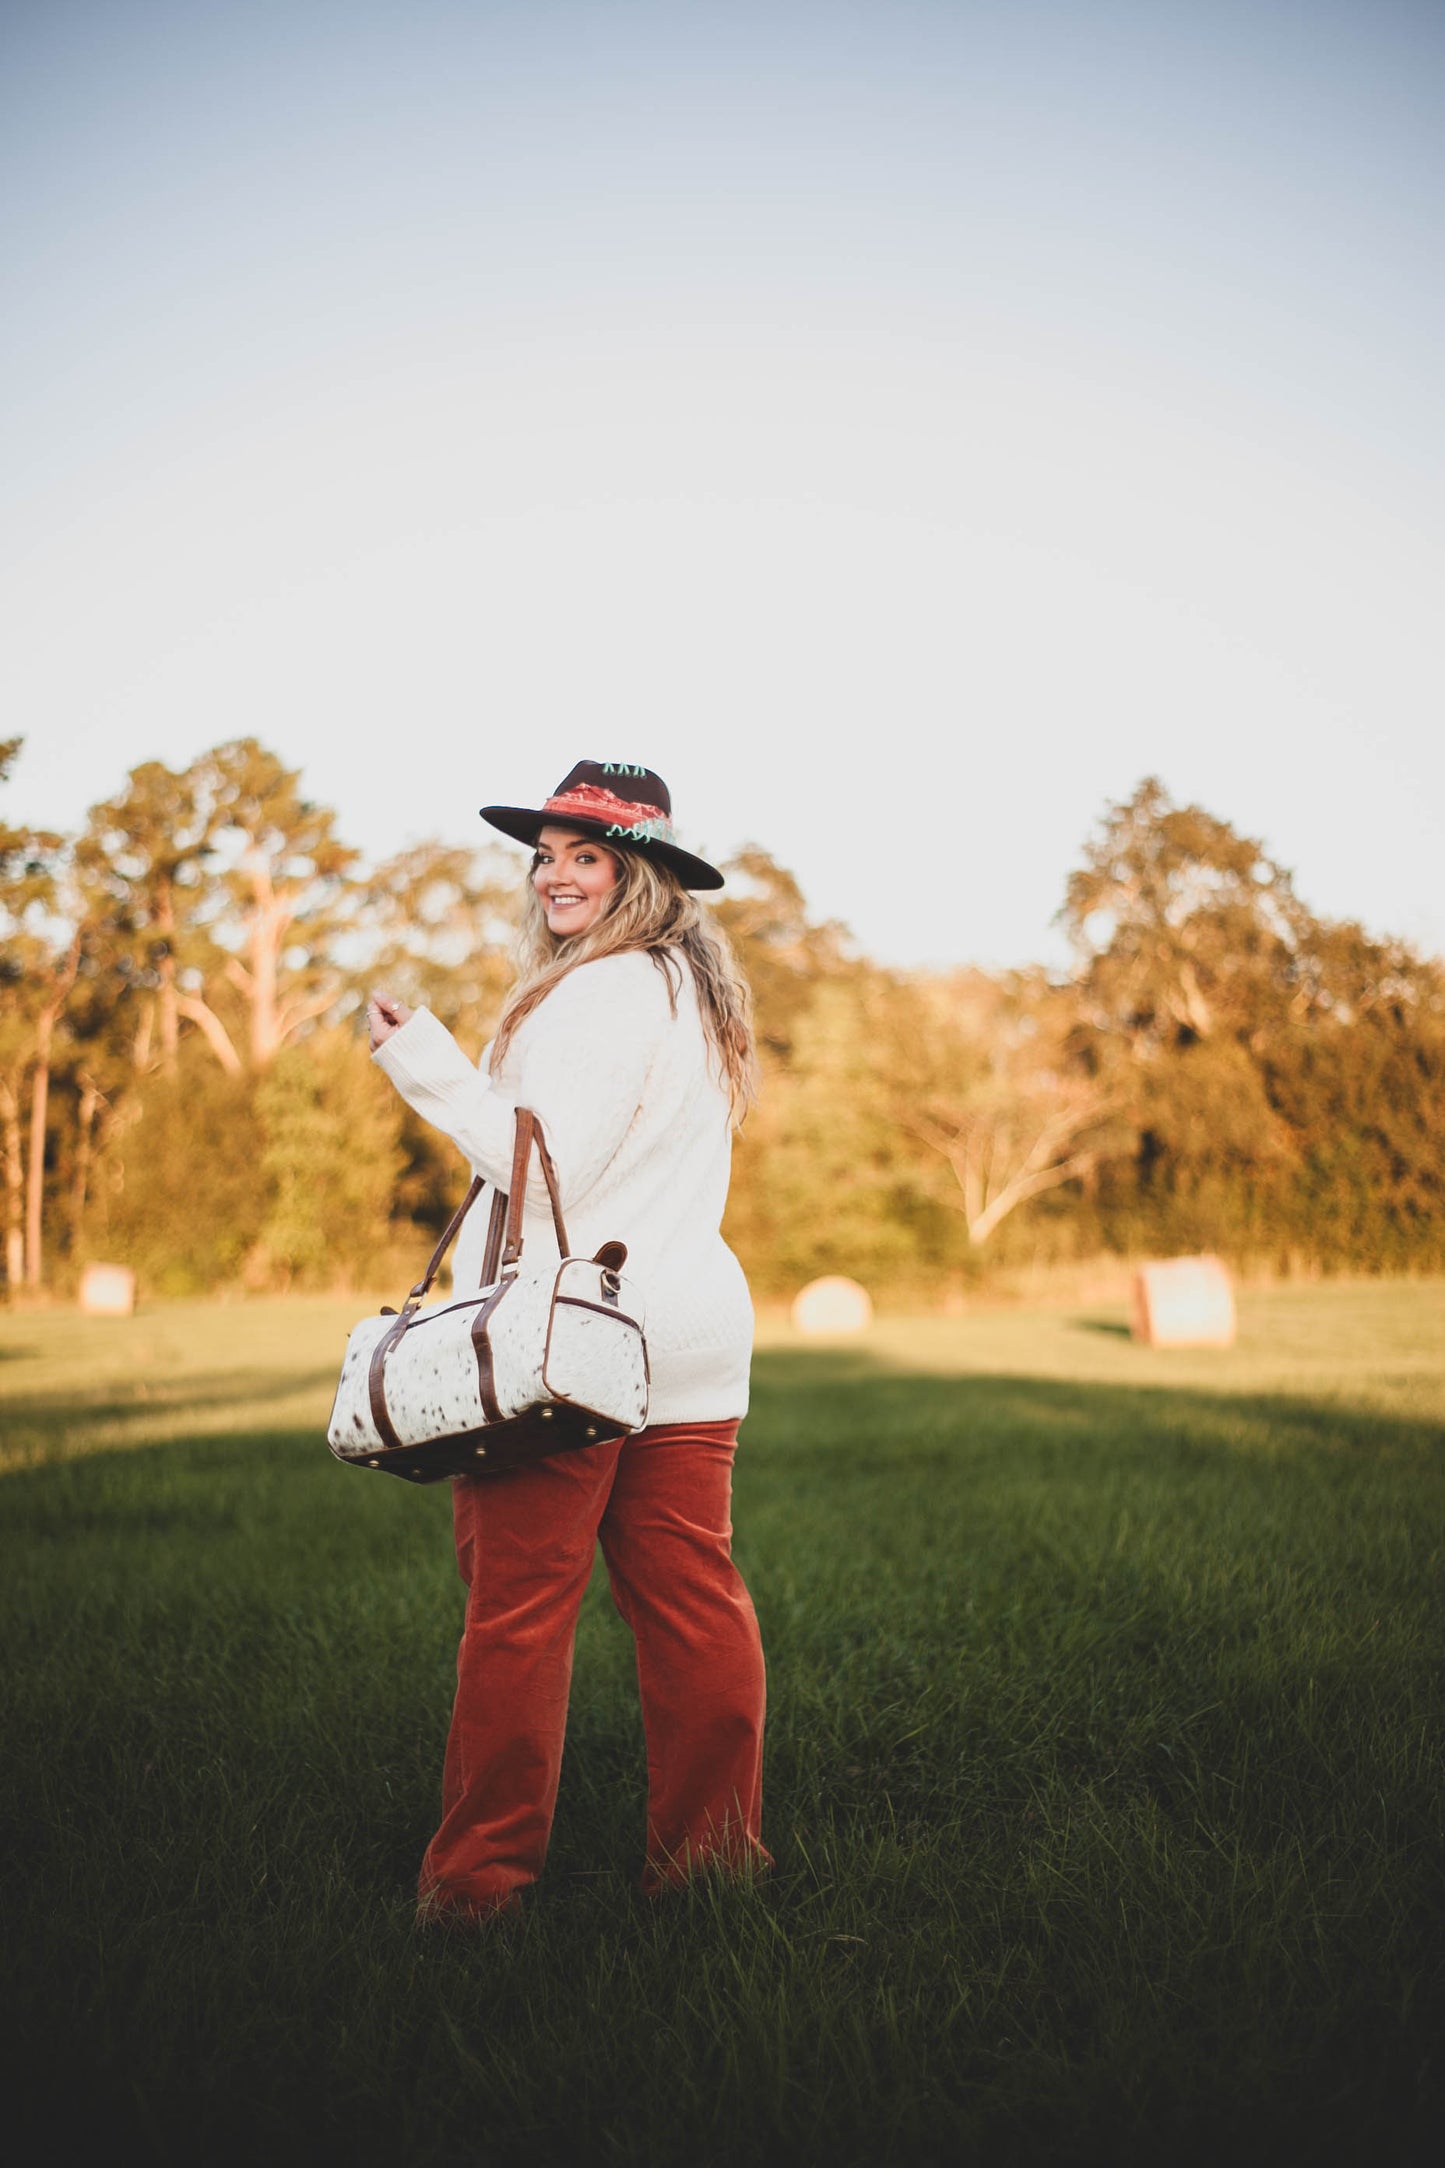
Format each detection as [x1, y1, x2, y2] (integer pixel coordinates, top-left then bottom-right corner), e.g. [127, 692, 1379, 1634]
[372, 954, 672, 1209]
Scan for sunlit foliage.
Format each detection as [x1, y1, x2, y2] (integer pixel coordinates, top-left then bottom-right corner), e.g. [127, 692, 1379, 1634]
[3, 748, 1442, 1299]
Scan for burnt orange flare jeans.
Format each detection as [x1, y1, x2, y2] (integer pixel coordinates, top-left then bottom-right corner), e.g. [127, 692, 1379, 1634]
[417, 1419, 770, 1919]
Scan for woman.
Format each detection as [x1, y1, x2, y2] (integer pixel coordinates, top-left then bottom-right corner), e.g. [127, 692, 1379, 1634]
[367, 760, 770, 1922]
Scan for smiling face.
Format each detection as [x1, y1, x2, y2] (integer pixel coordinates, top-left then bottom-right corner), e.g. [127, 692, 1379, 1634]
[532, 825, 622, 938]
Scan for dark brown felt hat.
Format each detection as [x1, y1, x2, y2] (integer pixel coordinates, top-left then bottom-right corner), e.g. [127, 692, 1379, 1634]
[480, 761, 724, 891]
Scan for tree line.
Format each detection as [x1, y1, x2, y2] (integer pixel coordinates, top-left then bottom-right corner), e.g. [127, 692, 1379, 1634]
[4, 739, 1443, 1302]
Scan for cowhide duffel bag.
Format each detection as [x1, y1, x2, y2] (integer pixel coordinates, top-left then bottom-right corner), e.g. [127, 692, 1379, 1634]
[327, 1107, 648, 1483]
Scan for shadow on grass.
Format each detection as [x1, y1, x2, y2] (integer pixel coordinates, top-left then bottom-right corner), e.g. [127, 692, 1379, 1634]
[748, 1346, 1445, 1469]
[0, 1365, 343, 1472]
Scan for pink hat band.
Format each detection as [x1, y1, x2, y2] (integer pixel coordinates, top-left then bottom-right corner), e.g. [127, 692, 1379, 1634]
[541, 782, 678, 845]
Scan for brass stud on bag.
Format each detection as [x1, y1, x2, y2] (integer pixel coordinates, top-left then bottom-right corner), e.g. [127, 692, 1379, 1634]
[474, 1445, 486, 1457]
[540, 1406, 553, 1421]
[368, 1458, 380, 1467]
[585, 1426, 597, 1438]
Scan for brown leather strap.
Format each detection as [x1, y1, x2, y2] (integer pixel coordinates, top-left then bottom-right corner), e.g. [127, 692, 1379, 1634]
[531, 1120, 569, 1253]
[366, 1313, 411, 1451]
[468, 1278, 515, 1422]
[501, 1107, 570, 1268]
[409, 1174, 485, 1304]
[404, 1151, 514, 1305]
[480, 1185, 508, 1286]
[501, 1114, 533, 1267]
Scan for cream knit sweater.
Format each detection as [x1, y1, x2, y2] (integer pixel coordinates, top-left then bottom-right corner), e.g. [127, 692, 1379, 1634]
[373, 949, 753, 1424]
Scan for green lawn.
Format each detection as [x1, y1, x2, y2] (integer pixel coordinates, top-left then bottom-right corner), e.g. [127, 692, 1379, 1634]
[2, 1283, 1441, 2166]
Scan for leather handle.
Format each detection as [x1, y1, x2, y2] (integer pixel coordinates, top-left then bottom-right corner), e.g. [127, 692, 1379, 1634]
[408, 1173, 485, 1306]
[531, 1117, 570, 1256]
[391, 1105, 568, 1317]
[501, 1107, 570, 1268]
[367, 1312, 410, 1450]
[403, 1101, 559, 1300]
[480, 1185, 508, 1286]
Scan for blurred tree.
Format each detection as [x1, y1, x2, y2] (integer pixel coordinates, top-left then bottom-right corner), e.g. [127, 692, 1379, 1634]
[0, 740, 84, 1288]
[0, 738, 38, 1287]
[1061, 775, 1310, 1053]
[250, 1029, 405, 1289]
[94, 1054, 266, 1295]
[725, 965, 956, 1294]
[900, 969, 1122, 1247]
[1058, 780, 1307, 1253]
[1265, 921, 1445, 1270]
[67, 1067, 108, 1262]
[357, 839, 520, 1044]
[715, 846, 903, 1291]
[1060, 776, 1445, 1265]
[75, 758, 219, 1074]
[0, 738, 32, 1285]
[713, 845, 851, 1060]
[185, 738, 360, 1070]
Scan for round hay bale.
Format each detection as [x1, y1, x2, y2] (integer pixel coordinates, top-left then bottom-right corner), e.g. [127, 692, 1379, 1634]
[1130, 1256, 1235, 1348]
[791, 1276, 873, 1336]
[79, 1263, 137, 1317]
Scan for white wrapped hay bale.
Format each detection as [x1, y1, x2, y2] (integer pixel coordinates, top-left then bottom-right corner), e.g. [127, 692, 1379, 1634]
[1130, 1256, 1236, 1348]
[791, 1276, 874, 1336]
[79, 1263, 136, 1317]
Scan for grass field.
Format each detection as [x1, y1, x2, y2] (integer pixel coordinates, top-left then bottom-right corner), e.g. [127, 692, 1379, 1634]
[2, 1282, 1442, 2166]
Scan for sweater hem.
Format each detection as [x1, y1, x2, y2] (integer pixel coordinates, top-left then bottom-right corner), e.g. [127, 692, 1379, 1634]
[636, 1388, 751, 1427]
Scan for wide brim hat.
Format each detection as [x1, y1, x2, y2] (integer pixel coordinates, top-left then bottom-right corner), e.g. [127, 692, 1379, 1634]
[480, 761, 724, 891]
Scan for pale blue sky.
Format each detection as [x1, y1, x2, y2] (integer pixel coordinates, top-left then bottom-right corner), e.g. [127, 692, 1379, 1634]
[4, 0, 1442, 966]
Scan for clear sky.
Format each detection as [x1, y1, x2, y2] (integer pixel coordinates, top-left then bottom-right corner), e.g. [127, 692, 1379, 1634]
[4, 0, 1441, 970]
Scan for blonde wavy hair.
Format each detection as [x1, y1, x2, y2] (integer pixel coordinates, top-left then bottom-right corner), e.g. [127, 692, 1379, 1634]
[488, 844, 757, 1124]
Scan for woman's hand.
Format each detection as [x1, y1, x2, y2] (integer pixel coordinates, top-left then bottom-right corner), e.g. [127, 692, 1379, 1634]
[367, 991, 414, 1051]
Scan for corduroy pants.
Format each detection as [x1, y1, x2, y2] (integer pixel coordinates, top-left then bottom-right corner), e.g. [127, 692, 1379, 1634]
[417, 1418, 770, 1919]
